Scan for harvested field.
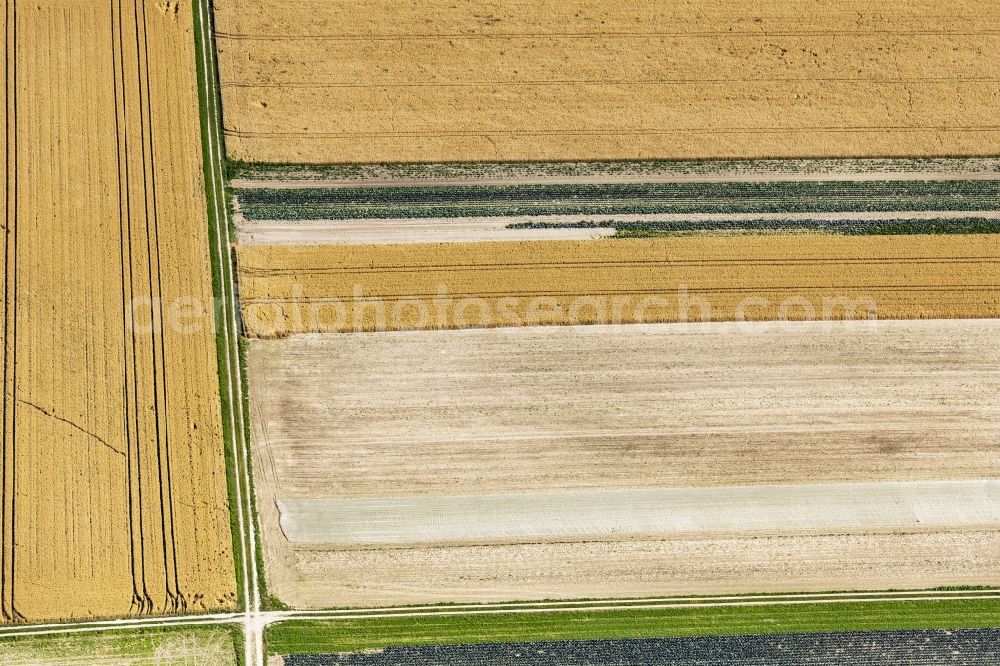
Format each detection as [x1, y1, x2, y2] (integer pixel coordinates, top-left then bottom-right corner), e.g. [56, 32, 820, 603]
[0, 0, 235, 621]
[235, 235, 1000, 336]
[246, 320, 1000, 607]
[214, 0, 1000, 163]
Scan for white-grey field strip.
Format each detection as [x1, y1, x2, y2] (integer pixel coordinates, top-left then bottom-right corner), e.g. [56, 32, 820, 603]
[277, 480, 1000, 546]
[236, 209, 1000, 244]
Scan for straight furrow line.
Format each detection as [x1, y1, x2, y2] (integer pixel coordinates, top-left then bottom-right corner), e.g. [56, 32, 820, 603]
[134, 0, 181, 615]
[215, 30, 1000, 41]
[223, 126, 1000, 139]
[117, 0, 155, 616]
[221, 76, 1000, 90]
[0, 0, 18, 624]
[239, 256, 1000, 277]
[110, 0, 145, 617]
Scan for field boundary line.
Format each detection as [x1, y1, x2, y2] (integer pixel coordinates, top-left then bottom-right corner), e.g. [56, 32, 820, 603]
[261, 595, 1000, 626]
[193, 0, 263, 663]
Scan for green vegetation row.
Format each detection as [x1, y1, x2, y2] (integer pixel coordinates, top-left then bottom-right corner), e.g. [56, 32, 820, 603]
[266, 599, 1000, 655]
[236, 180, 1000, 221]
[226, 157, 1000, 183]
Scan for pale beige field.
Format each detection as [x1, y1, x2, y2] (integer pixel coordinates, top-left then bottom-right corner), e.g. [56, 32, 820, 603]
[247, 320, 1000, 607]
[0, 0, 234, 621]
[288, 532, 1000, 608]
[236, 235, 1000, 336]
[214, 0, 1000, 163]
[0, 627, 236, 666]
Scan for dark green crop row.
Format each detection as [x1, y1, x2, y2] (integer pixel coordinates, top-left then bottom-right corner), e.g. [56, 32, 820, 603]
[266, 599, 1000, 656]
[227, 157, 1000, 183]
[509, 218, 1000, 237]
[236, 180, 1000, 221]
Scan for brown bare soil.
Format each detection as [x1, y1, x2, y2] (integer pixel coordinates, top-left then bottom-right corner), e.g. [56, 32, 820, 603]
[286, 532, 1000, 608]
[235, 235, 1000, 336]
[246, 320, 1000, 607]
[214, 0, 1000, 163]
[0, 0, 235, 621]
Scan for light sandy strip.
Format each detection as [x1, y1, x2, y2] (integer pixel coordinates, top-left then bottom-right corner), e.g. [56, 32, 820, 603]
[236, 209, 1000, 244]
[278, 480, 1000, 546]
[237, 218, 616, 245]
[230, 167, 1000, 190]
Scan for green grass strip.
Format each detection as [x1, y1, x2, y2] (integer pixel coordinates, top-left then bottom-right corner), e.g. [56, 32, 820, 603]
[266, 599, 1000, 655]
[0, 625, 238, 664]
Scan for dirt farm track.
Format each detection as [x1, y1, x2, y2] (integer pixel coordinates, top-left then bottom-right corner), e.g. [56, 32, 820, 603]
[0, 0, 235, 621]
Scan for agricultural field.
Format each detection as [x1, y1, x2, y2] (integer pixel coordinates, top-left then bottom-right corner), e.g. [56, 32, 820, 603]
[226, 157, 1000, 187]
[235, 180, 1000, 222]
[246, 320, 1000, 607]
[213, 0, 1000, 163]
[231, 178, 1000, 243]
[276, 630, 1000, 666]
[235, 235, 1000, 336]
[0, 626, 237, 666]
[209, 1, 1000, 661]
[0, 0, 235, 621]
[265, 602, 1000, 662]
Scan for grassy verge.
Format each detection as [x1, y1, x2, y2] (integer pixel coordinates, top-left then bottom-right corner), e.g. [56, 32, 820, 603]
[191, 0, 273, 611]
[191, 0, 245, 610]
[229, 624, 246, 666]
[266, 599, 1000, 655]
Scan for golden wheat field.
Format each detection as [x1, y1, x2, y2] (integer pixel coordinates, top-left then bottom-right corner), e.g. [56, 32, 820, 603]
[236, 235, 1000, 336]
[214, 0, 1000, 163]
[0, 0, 234, 621]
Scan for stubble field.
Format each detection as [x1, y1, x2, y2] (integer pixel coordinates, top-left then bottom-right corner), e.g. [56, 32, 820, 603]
[0, 0, 234, 621]
[247, 320, 1000, 607]
[214, 0, 1000, 163]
